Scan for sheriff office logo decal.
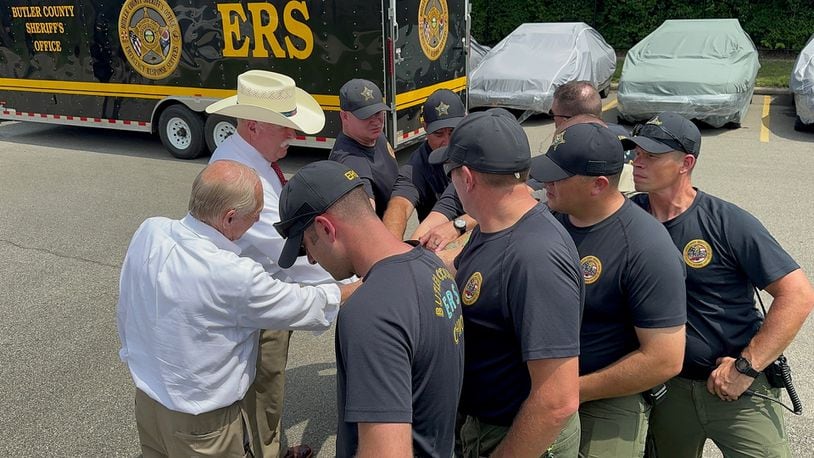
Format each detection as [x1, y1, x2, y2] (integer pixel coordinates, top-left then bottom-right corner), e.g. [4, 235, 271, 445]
[580, 256, 602, 285]
[118, 0, 182, 80]
[418, 0, 449, 61]
[683, 239, 713, 269]
[461, 271, 482, 306]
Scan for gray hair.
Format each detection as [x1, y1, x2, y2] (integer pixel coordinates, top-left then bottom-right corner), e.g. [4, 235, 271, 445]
[189, 160, 261, 225]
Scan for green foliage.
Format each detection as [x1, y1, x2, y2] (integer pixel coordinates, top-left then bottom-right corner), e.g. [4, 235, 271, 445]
[470, 0, 814, 52]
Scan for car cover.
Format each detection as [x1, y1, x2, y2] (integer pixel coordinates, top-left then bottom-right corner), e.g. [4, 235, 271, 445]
[470, 38, 491, 72]
[468, 23, 615, 115]
[617, 19, 759, 128]
[791, 34, 814, 124]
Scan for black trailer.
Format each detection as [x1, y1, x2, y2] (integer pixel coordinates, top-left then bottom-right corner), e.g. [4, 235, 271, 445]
[0, 0, 469, 158]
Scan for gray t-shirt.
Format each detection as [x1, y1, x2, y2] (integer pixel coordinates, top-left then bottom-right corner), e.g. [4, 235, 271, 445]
[336, 246, 464, 457]
[554, 199, 687, 375]
[632, 191, 799, 379]
[454, 203, 583, 425]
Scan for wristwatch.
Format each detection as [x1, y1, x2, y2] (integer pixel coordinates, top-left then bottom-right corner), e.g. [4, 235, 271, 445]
[453, 218, 467, 235]
[735, 355, 760, 378]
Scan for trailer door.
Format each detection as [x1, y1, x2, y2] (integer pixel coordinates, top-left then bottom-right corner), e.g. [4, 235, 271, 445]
[386, 0, 468, 149]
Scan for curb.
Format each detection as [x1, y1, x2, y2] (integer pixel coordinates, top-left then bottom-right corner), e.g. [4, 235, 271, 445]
[609, 83, 792, 96]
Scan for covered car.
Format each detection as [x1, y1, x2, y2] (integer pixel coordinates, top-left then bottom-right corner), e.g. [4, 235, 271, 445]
[617, 19, 760, 128]
[791, 34, 814, 129]
[469, 23, 615, 116]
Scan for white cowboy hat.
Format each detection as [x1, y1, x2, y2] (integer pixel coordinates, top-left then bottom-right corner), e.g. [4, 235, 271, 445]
[206, 70, 325, 134]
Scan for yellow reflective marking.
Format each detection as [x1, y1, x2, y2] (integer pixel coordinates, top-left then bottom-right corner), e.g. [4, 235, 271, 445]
[602, 98, 618, 112]
[760, 95, 771, 143]
[0, 76, 468, 113]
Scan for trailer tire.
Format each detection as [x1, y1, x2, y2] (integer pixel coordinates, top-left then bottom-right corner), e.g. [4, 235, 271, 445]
[158, 105, 205, 159]
[205, 115, 237, 153]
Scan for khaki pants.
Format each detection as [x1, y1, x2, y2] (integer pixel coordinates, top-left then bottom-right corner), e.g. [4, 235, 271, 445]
[460, 412, 580, 457]
[244, 329, 292, 458]
[134, 389, 251, 458]
[579, 394, 650, 457]
[648, 375, 790, 458]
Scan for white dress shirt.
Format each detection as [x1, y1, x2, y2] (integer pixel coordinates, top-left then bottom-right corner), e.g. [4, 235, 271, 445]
[210, 133, 335, 285]
[117, 214, 340, 414]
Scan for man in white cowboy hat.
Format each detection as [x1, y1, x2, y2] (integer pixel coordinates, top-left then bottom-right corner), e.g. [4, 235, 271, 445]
[206, 70, 334, 458]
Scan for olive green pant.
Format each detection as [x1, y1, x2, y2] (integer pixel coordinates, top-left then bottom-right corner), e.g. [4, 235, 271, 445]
[460, 412, 580, 457]
[579, 393, 650, 457]
[135, 389, 252, 458]
[244, 329, 292, 458]
[647, 375, 790, 458]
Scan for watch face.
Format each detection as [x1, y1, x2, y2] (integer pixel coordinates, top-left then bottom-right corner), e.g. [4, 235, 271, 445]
[736, 358, 747, 371]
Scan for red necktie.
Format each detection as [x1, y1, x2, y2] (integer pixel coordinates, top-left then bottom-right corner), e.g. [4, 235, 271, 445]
[271, 162, 287, 185]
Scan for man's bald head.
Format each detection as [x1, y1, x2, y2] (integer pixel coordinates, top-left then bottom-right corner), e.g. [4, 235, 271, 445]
[189, 160, 262, 227]
[552, 81, 602, 119]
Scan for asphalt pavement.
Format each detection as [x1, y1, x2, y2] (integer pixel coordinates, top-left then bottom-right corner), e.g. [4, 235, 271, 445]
[1, 93, 812, 457]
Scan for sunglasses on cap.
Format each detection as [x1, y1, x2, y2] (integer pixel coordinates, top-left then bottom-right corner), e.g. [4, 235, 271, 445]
[632, 123, 694, 155]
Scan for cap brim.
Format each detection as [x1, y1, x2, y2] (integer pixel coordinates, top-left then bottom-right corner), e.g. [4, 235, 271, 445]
[428, 146, 450, 165]
[206, 87, 326, 134]
[530, 154, 573, 183]
[426, 116, 464, 134]
[621, 136, 675, 154]
[277, 231, 305, 269]
[352, 103, 391, 120]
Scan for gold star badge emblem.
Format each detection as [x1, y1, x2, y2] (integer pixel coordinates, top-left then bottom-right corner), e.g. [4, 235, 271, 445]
[435, 101, 449, 116]
[551, 131, 566, 150]
[647, 116, 663, 126]
[360, 86, 374, 101]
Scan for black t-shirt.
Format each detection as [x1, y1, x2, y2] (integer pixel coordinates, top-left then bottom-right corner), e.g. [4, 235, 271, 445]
[454, 203, 583, 426]
[430, 183, 465, 221]
[554, 199, 687, 375]
[335, 246, 464, 458]
[632, 191, 799, 379]
[390, 142, 451, 221]
[329, 132, 398, 218]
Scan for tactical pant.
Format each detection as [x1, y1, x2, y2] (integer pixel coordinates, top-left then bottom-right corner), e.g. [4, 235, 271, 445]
[460, 412, 580, 457]
[648, 375, 790, 458]
[579, 393, 650, 457]
[244, 329, 292, 458]
[135, 389, 252, 458]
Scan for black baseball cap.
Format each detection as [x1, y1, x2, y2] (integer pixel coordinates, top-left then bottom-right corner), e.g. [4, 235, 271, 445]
[428, 108, 531, 173]
[423, 89, 465, 134]
[273, 161, 364, 268]
[339, 79, 391, 119]
[530, 123, 624, 183]
[620, 112, 701, 156]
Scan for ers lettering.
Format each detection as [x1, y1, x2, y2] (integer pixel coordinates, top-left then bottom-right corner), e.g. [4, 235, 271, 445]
[217, 1, 313, 59]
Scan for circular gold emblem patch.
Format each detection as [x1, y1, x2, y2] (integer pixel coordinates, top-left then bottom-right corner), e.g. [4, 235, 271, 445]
[418, 0, 449, 61]
[118, 0, 182, 80]
[580, 255, 602, 285]
[461, 271, 482, 306]
[683, 239, 713, 269]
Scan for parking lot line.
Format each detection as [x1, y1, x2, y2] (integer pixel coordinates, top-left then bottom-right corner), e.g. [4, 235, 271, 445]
[760, 95, 771, 143]
[602, 99, 618, 112]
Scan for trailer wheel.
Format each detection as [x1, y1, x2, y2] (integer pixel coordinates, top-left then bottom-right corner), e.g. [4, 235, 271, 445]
[158, 105, 205, 159]
[205, 115, 237, 153]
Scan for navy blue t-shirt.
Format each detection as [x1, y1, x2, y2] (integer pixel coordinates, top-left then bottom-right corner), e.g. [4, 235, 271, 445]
[632, 191, 799, 379]
[430, 183, 465, 221]
[390, 141, 451, 220]
[454, 203, 583, 425]
[554, 199, 687, 375]
[336, 246, 464, 457]
[329, 132, 398, 218]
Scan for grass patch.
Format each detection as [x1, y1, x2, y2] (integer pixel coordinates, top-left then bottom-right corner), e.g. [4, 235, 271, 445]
[611, 57, 795, 88]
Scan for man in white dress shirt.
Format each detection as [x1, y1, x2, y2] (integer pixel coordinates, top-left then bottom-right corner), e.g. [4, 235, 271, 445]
[117, 160, 357, 457]
[206, 70, 333, 458]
